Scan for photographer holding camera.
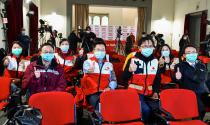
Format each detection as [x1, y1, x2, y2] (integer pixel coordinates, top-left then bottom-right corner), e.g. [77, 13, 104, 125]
[81, 26, 96, 54]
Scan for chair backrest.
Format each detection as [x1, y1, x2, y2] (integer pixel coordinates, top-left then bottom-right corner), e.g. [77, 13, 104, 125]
[160, 89, 199, 119]
[0, 77, 11, 101]
[100, 89, 141, 122]
[28, 92, 75, 125]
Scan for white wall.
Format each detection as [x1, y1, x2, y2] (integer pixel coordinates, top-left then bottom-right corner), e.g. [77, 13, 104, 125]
[89, 6, 137, 26]
[172, 0, 210, 50]
[40, 0, 67, 38]
[151, 0, 175, 48]
[23, 0, 40, 35]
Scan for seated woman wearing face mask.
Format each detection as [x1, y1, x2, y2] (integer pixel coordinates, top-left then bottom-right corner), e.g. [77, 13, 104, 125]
[22, 43, 66, 96]
[54, 38, 78, 86]
[82, 38, 117, 111]
[3, 41, 30, 93]
[158, 44, 177, 89]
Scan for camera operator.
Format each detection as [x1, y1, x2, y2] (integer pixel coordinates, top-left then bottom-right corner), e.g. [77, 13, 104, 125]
[81, 26, 96, 54]
[68, 30, 81, 54]
[17, 28, 32, 56]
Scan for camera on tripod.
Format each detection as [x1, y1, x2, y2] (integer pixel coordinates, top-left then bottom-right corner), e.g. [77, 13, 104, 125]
[117, 26, 122, 38]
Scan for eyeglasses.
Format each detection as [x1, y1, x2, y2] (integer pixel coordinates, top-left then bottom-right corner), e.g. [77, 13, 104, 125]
[42, 52, 54, 54]
[94, 49, 106, 52]
[141, 45, 154, 48]
[185, 52, 197, 54]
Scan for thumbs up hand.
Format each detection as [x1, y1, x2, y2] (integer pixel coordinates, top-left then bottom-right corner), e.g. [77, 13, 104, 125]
[129, 59, 137, 72]
[3, 57, 10, 67]
[175, 67, 182, 80]
[34, 67, 40, 78]
[88, 62, 95, 73]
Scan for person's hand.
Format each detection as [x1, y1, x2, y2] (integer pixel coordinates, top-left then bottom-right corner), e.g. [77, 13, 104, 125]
[79, 48, 84, 57]
[152, 92, 158, 99]
[103, 87, 111, 92]
[175, 67, 182, 80]
[164, 57, 170, 63]
[12, 78, 21, 84]
[3, 57, 10, 66]
[129, 60, 137, 72]
[34, 67, 40, 78]
[88, 62, 95, 73]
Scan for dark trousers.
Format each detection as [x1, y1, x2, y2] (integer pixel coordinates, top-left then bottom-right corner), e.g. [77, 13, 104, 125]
[138, 94, 150, 122]
[196, 93, 208, 120]
[86, 92, 102, 111]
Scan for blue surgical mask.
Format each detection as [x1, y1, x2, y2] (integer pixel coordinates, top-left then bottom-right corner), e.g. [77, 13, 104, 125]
[21, 31, 25, 35]
[186, 53, 197, 62]
[60, 45, 69, 52]
[94, 51, 105, 60]
[12, 48, 22, 56]
[161, 51, 170, 57]
[141, 48, 153, 57]
[41, 53, 54, 62]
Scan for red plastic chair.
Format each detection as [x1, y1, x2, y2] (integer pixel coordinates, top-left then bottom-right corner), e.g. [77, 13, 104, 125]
[159, 89, 207, 125]
[99, 89, 144, 125]
[0, 77, 11, 110]
[28, 92, 76, 125]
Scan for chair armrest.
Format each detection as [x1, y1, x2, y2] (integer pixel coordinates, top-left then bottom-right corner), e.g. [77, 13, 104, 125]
[158, 108, 174, 120]
[153, 112, 168, 125]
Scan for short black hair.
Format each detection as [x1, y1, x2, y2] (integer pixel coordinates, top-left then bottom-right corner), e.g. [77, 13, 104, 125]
[182, 44, 197, 54]
[138, 36, 154, 47]
[12, 41, 24, 49]
[150, 31, 156, 35]
[86, 26, 91, 31]
[40, 43, 54, 51]
[59, 38, 69, 45]
[93, 38, 106, 49]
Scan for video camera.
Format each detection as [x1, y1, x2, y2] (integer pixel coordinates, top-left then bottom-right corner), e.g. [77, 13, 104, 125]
[38, 19, 53, 35]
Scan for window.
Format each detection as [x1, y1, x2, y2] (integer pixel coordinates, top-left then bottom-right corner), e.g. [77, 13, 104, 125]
[93, 16, 100, 25]
[101, 16, 108, 26]
[89, 13, 109, 26]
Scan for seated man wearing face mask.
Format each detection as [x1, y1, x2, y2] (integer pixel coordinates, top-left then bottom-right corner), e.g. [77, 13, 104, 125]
[122, 36, 161, 123]
[22, 43, 66, 96]
[82, 38, 117, 110]
[173, 44, 209, 120]
[17, 28, 32, 57]
[54, 38, 78, 86]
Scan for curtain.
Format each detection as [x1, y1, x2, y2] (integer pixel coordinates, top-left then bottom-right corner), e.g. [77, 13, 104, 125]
[200, 11, 207, 51]
[184, 14, 190, 34]
[136, 7, 146, 45]
[74, 4, 89, 33]
[29, 2, 38, 55]
[6, 0, 23, 51]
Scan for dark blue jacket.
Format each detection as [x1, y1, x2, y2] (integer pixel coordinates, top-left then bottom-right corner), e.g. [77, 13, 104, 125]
[173, 59, 209, 94]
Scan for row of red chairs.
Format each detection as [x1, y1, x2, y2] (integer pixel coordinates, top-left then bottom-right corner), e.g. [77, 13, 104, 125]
[0, 76, 208, 125]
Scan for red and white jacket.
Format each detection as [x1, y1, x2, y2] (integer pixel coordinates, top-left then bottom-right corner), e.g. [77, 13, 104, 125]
[54, 52, 77, 82]
[82, 56, 116, 95]
[4, 54, 30, 79]
[128, 54, 159, 96]
[160, 58, 179, 84]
